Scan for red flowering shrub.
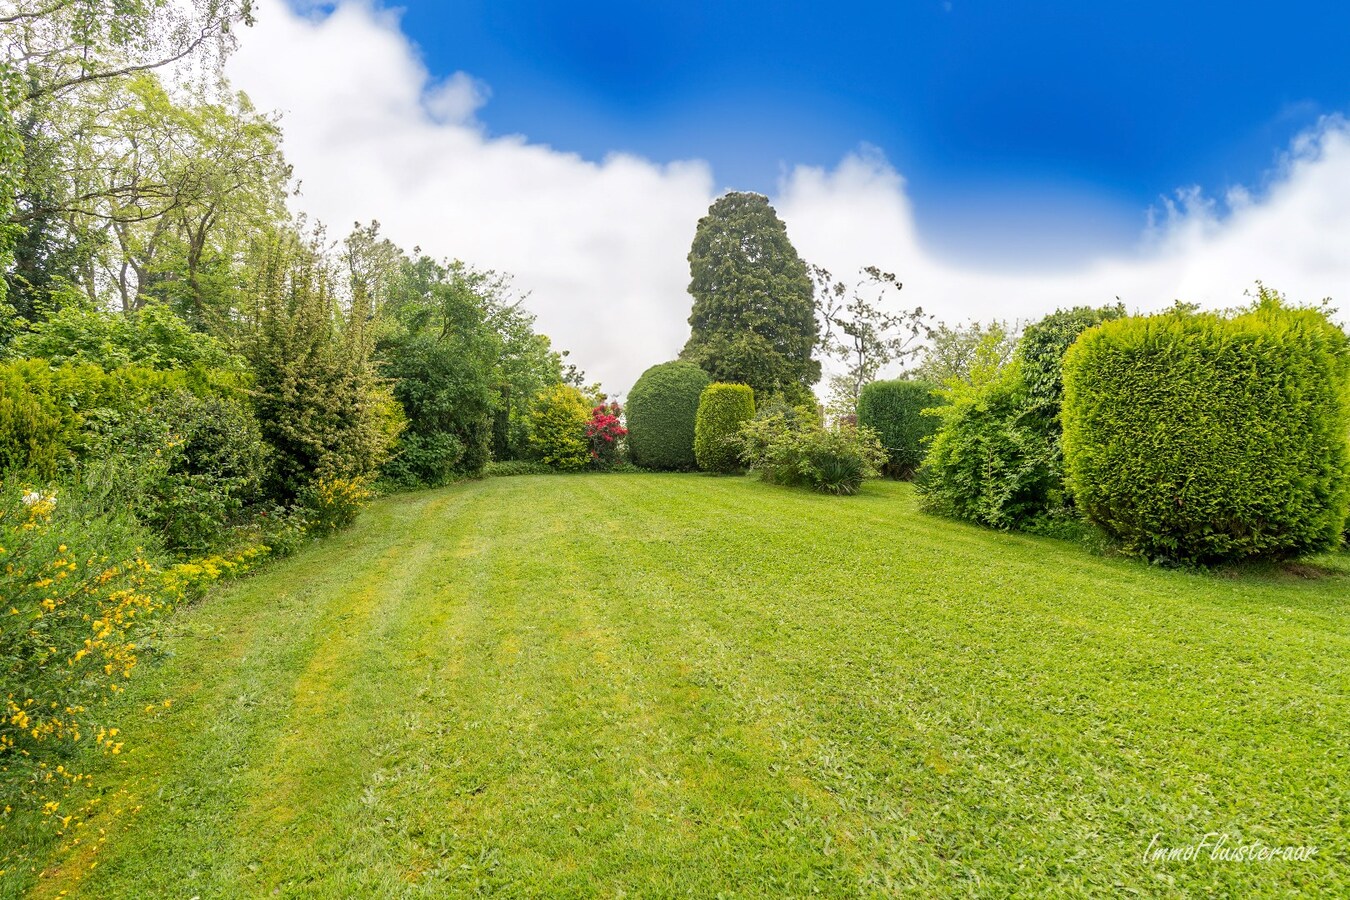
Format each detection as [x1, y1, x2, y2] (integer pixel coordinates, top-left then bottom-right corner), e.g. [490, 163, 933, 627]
[585, 402, 628, 469]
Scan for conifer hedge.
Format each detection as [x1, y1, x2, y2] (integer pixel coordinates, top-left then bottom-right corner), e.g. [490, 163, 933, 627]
[694, 383, 755, 473]
[857, 379, 944, 479]
[1061, 297, 1350, 563]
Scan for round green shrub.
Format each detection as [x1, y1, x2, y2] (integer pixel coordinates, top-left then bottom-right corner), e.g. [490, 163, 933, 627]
[528, 383, 591, 470]
[1061, 297, 1350, 564]
[857, 378, 944, 479]
[694, 383, 755, 473]
[626, 361, 710, 470]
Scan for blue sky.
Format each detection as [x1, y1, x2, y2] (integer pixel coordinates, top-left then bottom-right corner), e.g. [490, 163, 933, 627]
[389, 0, 1350, 262]
[239, 1, 1350, 391]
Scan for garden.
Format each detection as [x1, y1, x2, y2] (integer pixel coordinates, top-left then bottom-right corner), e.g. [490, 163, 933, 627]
[1, 3, 1349, 898]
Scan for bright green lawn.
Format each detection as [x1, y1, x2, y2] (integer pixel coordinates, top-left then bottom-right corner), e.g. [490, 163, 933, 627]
[7, 475, 1349, 897]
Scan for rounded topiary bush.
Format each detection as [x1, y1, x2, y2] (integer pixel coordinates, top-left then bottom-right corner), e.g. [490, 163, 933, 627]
[694, 383, 755, 473]
[528, 383, 591, 470]
[1062, 297, 1350, 564]
[857, 378, 944, 479]
[626, 361, 711, 470]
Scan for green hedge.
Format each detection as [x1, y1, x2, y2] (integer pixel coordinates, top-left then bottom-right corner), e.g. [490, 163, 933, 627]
[694, 383, 755, 473]
[0, 359, 237, 477]
[626, 361, 710, 470]
[1019, 304, 1125, 422]
[915, 363, 1058, 528]
[857, 379, 944, 479]
[1062, 298, 1350, 563]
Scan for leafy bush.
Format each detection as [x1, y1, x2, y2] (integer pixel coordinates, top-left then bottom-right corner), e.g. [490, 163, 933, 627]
[87, 392, 268, 553]
[738, 415, 885, 494]
[300, 475, 374, 533]
[585, 401, 627, 469]
[0, 359, 239, 478]
[914, 304, 1126, 530]
[694, 383, 755, 473]
[252, 503, 313, 557]
[857, 378, 944, 479]
[529, 383, 591, 470]
[380, 431, 465, 489]
[626, 361, 710, 470]
[915, 363, 1059, 529]
[1062, 294, 1350, 563]
[378, 325, 493, 488]
[244, 248, 401, 500]
[0, 478, 166, 814]
[5, 303, 242, 372]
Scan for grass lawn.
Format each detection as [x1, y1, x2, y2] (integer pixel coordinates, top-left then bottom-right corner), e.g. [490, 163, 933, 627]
[6, 474, 1348, 897]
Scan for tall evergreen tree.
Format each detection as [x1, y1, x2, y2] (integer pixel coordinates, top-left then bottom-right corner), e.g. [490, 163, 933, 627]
[680, 192, 820, 400]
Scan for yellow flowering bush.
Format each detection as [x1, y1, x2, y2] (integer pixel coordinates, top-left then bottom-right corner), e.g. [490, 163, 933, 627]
[0, 478, 274, 841]
[301, 474, 373, 533]
[0, 483, 165, 816]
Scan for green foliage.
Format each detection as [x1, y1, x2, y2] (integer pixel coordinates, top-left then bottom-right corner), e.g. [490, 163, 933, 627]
[912, 320, 1018, 387]
[529, 383, 591, 470]
[6, 303, 242, 371]
[1018, 303, 1126, 425]
[915, 363, 1059, 529]
[738, 415, 886, 494]
[0, 71, 21, 315]
[1062, 293, 1350, 563]
[625, 360, 710, 470]
[915, 303, 1129, 529]
[377, 260, 497, 486]
[857, 379, 945, 479]
[87, 391, 268, 553]
[681, 192, 820, 398]
[0, 359, 232, 477]
[242, 237, 401, 500]
[694, 383, 755, 473]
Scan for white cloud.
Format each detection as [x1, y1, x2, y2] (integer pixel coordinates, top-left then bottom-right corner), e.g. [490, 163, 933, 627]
[423, 71, 491, 124]
[229, 0, 1350, 396]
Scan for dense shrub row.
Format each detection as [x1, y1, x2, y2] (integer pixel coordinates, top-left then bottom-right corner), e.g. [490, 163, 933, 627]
[857, 378, 944, 479]
[1062, 297, 1350, 563]
[916, 304, 1124, 530]
[626, 361, 709, 470]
